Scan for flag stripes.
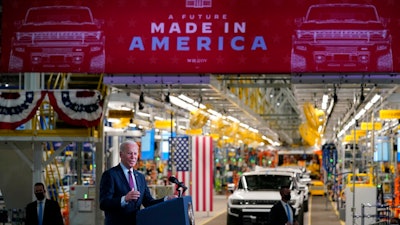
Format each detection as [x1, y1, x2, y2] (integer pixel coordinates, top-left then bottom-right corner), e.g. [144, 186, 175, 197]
[191, 136, 213, 212]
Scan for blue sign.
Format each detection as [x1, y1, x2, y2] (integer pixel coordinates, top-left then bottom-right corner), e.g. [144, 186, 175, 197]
[141, 129, 155, 160]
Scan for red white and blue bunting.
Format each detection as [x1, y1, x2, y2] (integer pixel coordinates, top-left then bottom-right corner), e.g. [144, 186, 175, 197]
[0, 91, 46, 129]
[48, 90, 103, 127]
[0, 90, 103, 129]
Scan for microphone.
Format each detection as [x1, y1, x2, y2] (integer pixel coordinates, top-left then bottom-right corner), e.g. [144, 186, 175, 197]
[168, 176, 187, 189]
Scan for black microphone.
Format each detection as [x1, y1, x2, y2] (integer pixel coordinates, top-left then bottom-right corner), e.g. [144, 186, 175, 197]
[168, 176, 187, 189]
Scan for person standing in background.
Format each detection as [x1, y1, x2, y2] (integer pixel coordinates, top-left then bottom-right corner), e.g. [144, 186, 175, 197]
[100, 140, 176, 225]
[25, 182, 64, 225]
[269, 186, 299, 225]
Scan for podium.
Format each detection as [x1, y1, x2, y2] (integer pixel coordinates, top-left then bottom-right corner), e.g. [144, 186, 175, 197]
[137, 196, 195, 225]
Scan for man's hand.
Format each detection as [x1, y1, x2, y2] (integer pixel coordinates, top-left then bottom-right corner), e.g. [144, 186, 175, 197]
[125, 189, 140, 202]
[164, 195, 178, 201]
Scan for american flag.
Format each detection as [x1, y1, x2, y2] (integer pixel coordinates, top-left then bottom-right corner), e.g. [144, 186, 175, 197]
[191, 136, 213, 212]
[169, 136, 191, 195]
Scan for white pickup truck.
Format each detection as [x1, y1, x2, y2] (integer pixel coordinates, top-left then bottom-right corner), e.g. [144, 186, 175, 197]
[227, 170, 305, 225]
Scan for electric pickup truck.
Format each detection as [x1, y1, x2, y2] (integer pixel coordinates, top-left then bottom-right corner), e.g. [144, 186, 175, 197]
[227, 170, 305, 225]
[8, 6, 105, 72]
[291, 3, 393, 72]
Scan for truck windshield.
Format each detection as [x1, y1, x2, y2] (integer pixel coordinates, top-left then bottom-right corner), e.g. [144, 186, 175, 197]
[26, 7, 92, 23]
[242, 175, 291, 190]
[306, 6, 378, 22]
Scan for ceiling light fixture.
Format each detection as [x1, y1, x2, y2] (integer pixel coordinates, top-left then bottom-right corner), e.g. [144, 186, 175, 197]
[139, 91, 145, 103]
[139, 91, 145, 110]
[333, 86, 338, 103]
[360, 84, 365, 103]
[322, 94, 329, 110]
[165, 91, 170, 103]
[138, 102, 144, 110]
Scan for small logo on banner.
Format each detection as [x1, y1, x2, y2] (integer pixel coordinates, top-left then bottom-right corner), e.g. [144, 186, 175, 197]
[186, 0, 212, 8]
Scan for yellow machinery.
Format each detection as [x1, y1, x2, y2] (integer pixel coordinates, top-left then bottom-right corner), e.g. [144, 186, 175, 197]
[346, 173, 374, 187]
[309, 180, 325, 196]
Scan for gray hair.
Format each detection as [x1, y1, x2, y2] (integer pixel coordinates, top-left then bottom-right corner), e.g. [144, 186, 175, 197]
[119, 140, 138, 153]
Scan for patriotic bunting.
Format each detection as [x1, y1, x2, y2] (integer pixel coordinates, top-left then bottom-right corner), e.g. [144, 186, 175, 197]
[0, 90, 103, 129]
[48, 90, 103, 127]
[0, 91, 46, 129]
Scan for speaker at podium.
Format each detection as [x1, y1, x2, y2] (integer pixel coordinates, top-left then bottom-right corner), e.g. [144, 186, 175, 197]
[136, 196, 195, 225]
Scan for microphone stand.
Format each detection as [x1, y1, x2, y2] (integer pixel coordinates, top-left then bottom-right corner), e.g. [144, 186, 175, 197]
[176, 185, 187, 197]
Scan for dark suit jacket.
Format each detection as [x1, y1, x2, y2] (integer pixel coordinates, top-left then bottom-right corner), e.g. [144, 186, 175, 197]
[25, 199, 64, 225]
[269, 201, 296, 225]
[100, 164, 164, 225]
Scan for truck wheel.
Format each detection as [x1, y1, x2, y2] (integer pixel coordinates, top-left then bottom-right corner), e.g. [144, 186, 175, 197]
[377, 50, 393, 71]
[8, 51, 23, 72]
[290, 50, 307, 72]
[297, 207, 304, 225]
[303, 199, 309, 212]
[89, 50, 105, 73]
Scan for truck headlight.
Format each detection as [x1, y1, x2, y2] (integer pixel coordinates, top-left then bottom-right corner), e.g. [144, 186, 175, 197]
[231, 199, 245, 205]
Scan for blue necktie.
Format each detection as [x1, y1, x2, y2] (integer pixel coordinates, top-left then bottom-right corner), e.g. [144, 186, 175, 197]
[38, 201, 43, 225]
[285, 203, 291, 223]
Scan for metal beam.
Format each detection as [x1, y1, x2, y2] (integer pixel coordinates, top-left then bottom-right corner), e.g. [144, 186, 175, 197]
[292, 74, 400, 84]
[226, 83, 291, 88]
[209, 76, 288, 144]
[103, 74, 210, 85]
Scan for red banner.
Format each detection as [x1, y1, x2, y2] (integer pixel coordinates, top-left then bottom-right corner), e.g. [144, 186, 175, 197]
[2, 0, 400, 73]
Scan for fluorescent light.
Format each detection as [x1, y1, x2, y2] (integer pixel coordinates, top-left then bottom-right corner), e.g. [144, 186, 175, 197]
[107, 118, 120, 123]
[239, 123, 250, 129]
[371, 94, 381, 103]
[365, 102, 374, 110]
[136, 112, 151, 117]
[322, 94, 329, 110]
[227, 116, 240, 123]
[170, 95, 198, 111]
[249, 127, 258, 133]
[355, 108, 366, 120]
[207, 109, 222, 117]
[193, 101, 206, 109]
[178, 94, 195, 104]
[121, 105, 133, 111]
[209, 115, 218, 121]
[154, 116, 164, 120]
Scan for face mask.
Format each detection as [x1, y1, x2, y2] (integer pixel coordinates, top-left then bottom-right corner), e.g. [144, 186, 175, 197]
[283, 194, 291, 201]
[35, 192, 45, 201]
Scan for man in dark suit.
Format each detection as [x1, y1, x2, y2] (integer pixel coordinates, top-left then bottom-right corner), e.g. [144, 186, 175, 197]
[25, 182, 64, 225]
[269, 186, 299, 225]
[100, 140, 176, 225]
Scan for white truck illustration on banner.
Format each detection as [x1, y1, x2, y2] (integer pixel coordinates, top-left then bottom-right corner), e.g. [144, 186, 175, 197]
[8, 6, 105, 73]
[291, 3, 393, 72]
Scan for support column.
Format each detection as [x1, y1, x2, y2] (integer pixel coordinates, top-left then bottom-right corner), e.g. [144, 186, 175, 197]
[32, 142, 43, 199]
[95, 140, 105, 225]
[76, 143, 83, 185]
[111, 136, 120, 167]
